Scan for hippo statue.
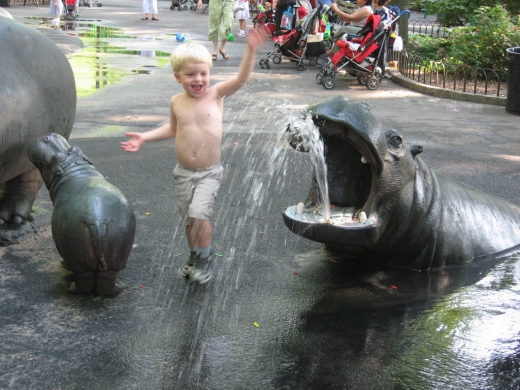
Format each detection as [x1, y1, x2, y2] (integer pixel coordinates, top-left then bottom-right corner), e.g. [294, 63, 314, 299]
[283, 96, 520, 270]
[28, 133, 136, 296]
[0, 17, 76, 241]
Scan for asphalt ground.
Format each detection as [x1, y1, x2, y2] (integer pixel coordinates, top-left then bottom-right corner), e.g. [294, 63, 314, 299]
[1, 2, 520, 389]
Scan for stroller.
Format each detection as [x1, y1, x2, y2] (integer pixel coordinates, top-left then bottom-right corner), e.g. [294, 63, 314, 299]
[252, 8, 276, 36]
[316, 7, 409, 90]
[63, 0, 78, 19]
[82, 0, 102, 7]
[259, 4, 329, 71]
[171, 0, 188, 11]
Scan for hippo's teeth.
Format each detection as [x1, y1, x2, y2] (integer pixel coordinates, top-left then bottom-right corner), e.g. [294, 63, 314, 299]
[359, 211, 367, 223]
[296, 202, 305, 214]
[361, 156, 367, 164]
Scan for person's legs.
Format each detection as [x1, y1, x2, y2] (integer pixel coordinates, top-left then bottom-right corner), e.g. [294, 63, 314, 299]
[142, 0, 150, 18]
[174, 163, 223, 281]
[218, 0, 234, 56]
[238, 18, 246, 36]
[208, 0, 223, 50]
[183, 218, 213, 278]
[151, 0, 158, 19]
[274, 3, 287, 31]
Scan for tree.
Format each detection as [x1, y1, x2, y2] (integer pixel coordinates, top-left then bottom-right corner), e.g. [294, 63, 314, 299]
[391, 0, 410, 43]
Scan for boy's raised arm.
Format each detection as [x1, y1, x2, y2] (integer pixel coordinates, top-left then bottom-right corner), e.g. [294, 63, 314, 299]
[216, 28, 269, 99]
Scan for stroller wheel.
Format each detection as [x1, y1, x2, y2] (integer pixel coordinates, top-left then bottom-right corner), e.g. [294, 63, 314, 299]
[266, 60, 271, 69]
[97, 2, 101, 6]
[183, 5, 187, 9]
[316, 73, 323, 84]
[357, 75, 366, 86]
[374, 71, 383, 82]
[190, 5, 196, 10]
[170, 5, 174, 9]
[322, 76, 335, 90]
[297, 64, 305, 71]
[308, 57, 317, 66]
[365, 76, 380, 90]
[272, 55, 282, 64]
[259, 59, 265, 69]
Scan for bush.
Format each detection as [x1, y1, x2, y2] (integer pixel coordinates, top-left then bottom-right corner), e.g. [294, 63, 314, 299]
[431, 0, 520, 28]
[408, 34, 449, 58]
[446, 5, 520, 69]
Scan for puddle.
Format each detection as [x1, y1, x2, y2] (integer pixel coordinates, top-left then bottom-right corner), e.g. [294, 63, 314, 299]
[26, 17, 172, 96]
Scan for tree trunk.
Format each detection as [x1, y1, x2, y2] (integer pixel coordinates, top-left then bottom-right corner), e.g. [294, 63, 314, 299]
[390, 0, 410, 45]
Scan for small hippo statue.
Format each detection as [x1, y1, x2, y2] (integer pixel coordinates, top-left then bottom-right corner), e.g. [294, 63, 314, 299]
[28, 133, 136, 297]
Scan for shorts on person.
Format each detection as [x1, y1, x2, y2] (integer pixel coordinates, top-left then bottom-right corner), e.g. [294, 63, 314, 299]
[173, 163, 224, 223]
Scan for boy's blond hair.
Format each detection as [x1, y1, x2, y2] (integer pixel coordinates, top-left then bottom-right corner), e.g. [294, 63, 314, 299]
[170, 43, 213, 74]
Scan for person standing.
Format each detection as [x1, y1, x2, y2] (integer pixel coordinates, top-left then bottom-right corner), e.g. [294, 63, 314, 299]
[142, 0, 159, 20]
[49, 0, 63, 25]
[198, 0, 234, 60]
[235, 0, 250, 37]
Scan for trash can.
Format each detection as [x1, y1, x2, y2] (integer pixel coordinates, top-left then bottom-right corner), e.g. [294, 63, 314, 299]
[505, 47, 520, 115]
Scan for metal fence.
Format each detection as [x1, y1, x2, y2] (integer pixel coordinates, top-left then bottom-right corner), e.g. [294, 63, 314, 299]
[389, 48, 508, 98]
[408, 20, 450, 38]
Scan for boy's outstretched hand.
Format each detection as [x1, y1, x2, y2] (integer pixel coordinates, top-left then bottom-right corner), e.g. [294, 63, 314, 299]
[247, 27, 270, 52]
[121, 132, 146, 152]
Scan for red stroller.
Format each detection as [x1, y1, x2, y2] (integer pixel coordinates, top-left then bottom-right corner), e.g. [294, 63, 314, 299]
[316, 8, 408, 90]
[252, 8, 276, 35]
[258, 5, 328, 71]
[64, 0, 78, 19]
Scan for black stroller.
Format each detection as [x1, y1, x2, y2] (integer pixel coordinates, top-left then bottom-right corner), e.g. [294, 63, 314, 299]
[171, 0, 187, 10]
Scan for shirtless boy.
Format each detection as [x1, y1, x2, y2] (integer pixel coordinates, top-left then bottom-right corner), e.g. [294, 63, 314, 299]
[121, 29, 267, 284]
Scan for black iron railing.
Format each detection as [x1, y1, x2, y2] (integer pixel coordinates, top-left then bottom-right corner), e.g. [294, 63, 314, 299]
[390, 49, 508, 98]
[408, 20, 450, 38]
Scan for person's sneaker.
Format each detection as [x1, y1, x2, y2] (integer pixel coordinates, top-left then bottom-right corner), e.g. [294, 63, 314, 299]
[182, 251, 197, 278]
[189, 253, 214, 284]
[236, 32, 246, 37]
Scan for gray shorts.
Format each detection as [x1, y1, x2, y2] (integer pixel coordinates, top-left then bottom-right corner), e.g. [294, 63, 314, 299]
[173, 163, 224, 223]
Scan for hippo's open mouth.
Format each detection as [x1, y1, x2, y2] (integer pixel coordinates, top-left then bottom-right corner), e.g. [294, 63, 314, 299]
[283, 127, 380, 247]
[282, 98, 385, 248]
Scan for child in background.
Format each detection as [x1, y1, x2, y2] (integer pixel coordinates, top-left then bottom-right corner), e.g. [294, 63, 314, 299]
[235, 0, 250, 37]
[121, 29, 268, 284]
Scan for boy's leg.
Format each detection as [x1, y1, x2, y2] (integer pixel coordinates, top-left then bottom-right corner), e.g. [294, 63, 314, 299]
[185, 165, 223, 284]
[186, 218, 214, 283]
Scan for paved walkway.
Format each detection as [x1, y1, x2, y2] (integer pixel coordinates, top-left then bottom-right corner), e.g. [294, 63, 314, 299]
[1, 3, 520, 389]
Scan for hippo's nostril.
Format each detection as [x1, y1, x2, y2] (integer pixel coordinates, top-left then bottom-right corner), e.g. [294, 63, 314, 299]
[44, 136, 50, 143]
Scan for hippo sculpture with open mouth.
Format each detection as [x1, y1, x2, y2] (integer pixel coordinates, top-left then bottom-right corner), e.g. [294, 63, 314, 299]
[283, 96, 520, 269]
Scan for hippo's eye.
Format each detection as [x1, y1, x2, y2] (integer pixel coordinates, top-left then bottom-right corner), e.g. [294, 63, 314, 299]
[388, 135, 403, 148]
[44, 136, 50, 143]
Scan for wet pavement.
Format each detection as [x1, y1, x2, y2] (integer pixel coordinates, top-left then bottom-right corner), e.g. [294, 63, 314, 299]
[1, 3, 520, 389]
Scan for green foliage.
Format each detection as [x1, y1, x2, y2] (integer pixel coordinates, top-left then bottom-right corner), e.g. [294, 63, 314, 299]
[408, 0, 425, 12]
[446, 5, 520, 69]
[408, 34, 449, 58]
[430, 0, 520, 28]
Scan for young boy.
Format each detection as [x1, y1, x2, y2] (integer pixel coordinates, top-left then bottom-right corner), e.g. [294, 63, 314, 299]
[121, 29, 267, 284]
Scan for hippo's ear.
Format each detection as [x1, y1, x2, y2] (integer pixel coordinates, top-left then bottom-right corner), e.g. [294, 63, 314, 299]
[411, 145, 423, 157]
